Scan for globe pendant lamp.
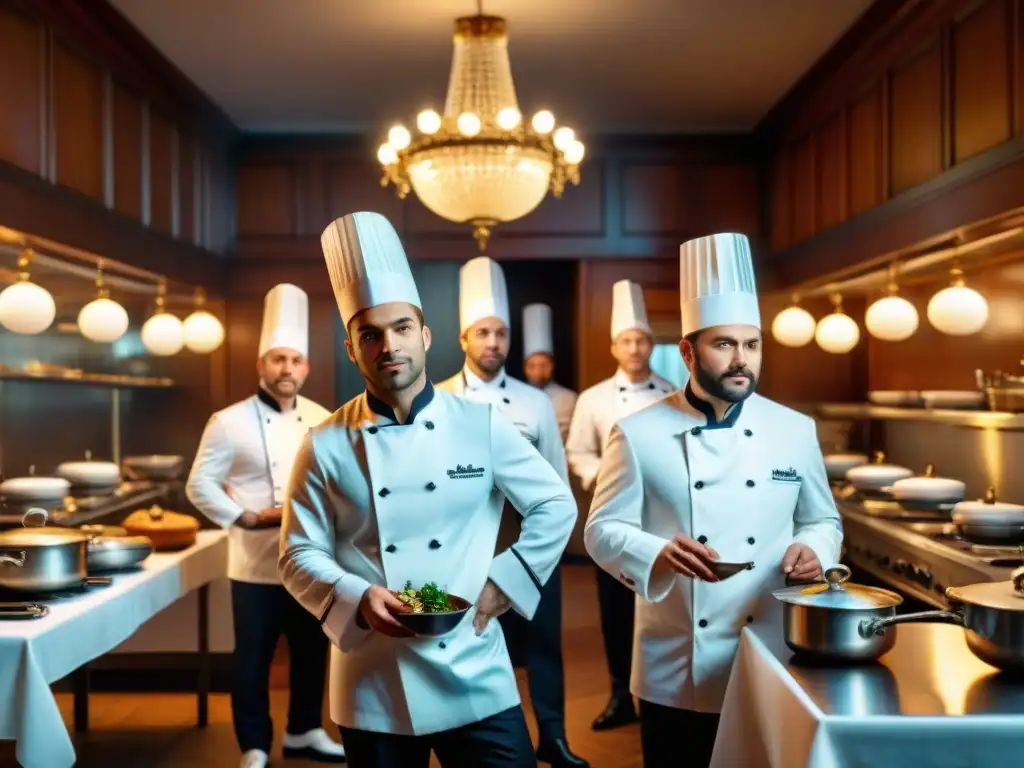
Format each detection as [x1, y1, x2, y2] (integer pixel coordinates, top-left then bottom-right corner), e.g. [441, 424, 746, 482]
[927, 267, 989, 336]
[771, 294, 816, 348]
[182, 287, 224, 354]
[78, 266, 129, 343]
[815, 293, 860, 354]
[865, 265, 919, 342]
[141, 279, 184, 356]
[0, 248, 56, 335]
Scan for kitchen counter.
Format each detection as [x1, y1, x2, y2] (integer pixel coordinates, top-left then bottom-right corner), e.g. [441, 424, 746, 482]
[712, 621, 1024, 768]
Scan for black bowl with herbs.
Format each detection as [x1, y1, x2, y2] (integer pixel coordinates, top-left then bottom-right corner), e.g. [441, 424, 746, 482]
[393, 581, 472, 636]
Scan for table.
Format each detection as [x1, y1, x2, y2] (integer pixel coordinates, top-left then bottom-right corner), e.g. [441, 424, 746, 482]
[712, 620, 1024, 768]
[0, 530, 228, 768]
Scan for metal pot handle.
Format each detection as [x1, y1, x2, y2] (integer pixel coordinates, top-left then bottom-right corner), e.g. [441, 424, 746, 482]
[21, 508, 48, 528]
[0, 550, 27, 567]
[859, 610, 964, 637]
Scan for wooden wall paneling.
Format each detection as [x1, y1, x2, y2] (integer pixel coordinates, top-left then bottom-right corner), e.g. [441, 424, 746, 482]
[847, 84, 885, 216]
[769, 152, 791, 253]
[791, 134, 817, 244]
[952, 0, 1013, 163]
[52, 37, 103, 200]
[178, 132, 196, 243]
[0, 8, 44, 175]
[1016, 0, 1024, 134]
[621, 164, 685, 236]
[110, 82, 143, 221]
[888, 42, 944, 194]
[816, 113, 848, 231]
[324, 160, 403, 235]
[692, 163, 761, 237]
[236, 162, 297, 237]
[147, 107, 174, 234]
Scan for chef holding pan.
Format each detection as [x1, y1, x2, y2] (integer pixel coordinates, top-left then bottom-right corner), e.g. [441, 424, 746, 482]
[584, 232, 843, 768]
[186, 284, 344, 768]
[278, 212, 576, 768]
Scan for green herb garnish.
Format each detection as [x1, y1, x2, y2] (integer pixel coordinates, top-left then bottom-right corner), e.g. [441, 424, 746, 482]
[395, 580, 456, 613]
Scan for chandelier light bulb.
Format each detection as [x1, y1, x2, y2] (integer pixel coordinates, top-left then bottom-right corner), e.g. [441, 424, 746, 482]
[771, 304, 816, 347]
[564, 140, 585, 165]
[388, 125, 411, 151]
[0, 281, 56, 335]
[416, 110, 442, 135]
[553, 126, 575, 151]
[497, 107, 521, 130]
[866, 294, 919, 341]
[815, 295, 860, 354]
[78, 297, 129, 343]
[531, 110, 555, 134]
[377, 143, 398, 165]
[457, 112, 481, 136]
[927, 269, 989, 336]
[141, 312, 184, 356]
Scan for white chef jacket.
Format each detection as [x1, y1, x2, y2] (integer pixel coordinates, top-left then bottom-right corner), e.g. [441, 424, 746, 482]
[566, 369, 675, 491]
[542, 381, 577, 444]
[278, 383, 576, 736]
[584, 386, 843, 714]
[186, 389, 332, 583]
[437, 367, 570, 484]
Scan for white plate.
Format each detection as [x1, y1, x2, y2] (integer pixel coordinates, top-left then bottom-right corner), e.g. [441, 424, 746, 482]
[921, 390, 985, 409]
[868, 391, 922, 407]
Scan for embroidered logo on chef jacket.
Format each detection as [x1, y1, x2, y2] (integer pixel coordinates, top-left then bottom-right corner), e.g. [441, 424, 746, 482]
[770, 467, 802, 483]
[447, 463, 486, 479]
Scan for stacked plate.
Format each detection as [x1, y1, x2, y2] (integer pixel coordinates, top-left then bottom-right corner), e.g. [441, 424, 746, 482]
[824, 452, 869, 484]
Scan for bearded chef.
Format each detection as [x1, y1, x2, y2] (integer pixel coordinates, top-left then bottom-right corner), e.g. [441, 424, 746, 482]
[278, 212, 576, 768]
[436, 257, 588, 768]
[564, 279, 675, 732]
[186, 284, 344, 768]
[583, 232, 844, 768]
[522, 303, 577, 443]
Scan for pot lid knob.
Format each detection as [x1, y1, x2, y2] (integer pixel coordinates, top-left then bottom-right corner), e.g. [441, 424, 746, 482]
[924, 463, 936, 477]
[824, 563, 852, 590]
[85, 449, 92, 460]
[984, 486, 997, 505]
[21, 508, 47, 528]
[148, 505, 164, 520]
[872, 451, 886, 464]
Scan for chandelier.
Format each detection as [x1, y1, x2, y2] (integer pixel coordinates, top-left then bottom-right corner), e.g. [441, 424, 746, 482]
[376, 4, 584, 251]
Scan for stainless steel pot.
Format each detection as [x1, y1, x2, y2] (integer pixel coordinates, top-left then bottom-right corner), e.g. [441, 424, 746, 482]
[864, 568, 1024, 673]
[122, 454, 184, 481]
[951, 487, 1024, 544]
[0, 527, 91, 592]
[772, 564, 908, 662]
[86, 535, 153, 572]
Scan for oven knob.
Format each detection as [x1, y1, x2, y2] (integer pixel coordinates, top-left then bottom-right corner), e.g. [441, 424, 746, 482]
[878, 555, 890, 566]
[895, 559, 908, 574]
[919, 569, 933, 587]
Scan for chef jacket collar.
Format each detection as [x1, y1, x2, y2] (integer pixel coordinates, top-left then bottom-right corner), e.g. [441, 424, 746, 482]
[365, 380, 435, 425]
[614, 368, 658, 393]
[462, 364, 507, 391]
[684, 382, 743, 429]
[256, 385, 293, 414]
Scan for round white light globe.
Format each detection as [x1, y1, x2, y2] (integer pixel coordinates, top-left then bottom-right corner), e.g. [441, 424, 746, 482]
[815, 312, 861, 354]
[141, 312, 185, 356]
[865, 295, 919, 341]
[564, 140, 585, 164]
[457, 112, 481, 137]
[553, 126, 575, 151]
[416, 110, 441, 135]
[0, 281, 56, 334]
[926, 285, 989, 336]
[377, 143, 397, 165]
[182, 310, 224, 353]
[387, 125, 411, 151]
[78, 297, 129, 343]
[497, 107, 521, 130]
[531, 110, 555, 134]
[771, 306, 816, 347]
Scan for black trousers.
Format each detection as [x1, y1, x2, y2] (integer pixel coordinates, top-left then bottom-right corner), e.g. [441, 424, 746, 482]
[230, 579, 328, 753]
[639, 699, 721, 768]
[495, 503, 565, 742]
[338, 705, 534, 768]
[596, 565, 635, 697]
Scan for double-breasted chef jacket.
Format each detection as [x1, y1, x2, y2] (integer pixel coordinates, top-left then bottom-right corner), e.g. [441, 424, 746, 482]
[542, 380, 577, 444]
[566, 369, 675, 492]
[278, 382, 577, 736]
[584, 384, 843, 714]
[187, 388, 331, 583]
[437, 367, 569, 484]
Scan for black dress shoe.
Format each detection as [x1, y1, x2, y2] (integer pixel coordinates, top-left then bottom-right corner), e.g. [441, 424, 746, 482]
[591, 694, 638, 731]
[536, 738, 590, 767]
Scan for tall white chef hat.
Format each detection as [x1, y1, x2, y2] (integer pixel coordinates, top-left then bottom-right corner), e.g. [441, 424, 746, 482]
[679, 232, 760, 337]
[522, 303, 554, 360]
[258, 283, 309, 358]
[459, 256, 510, 333]
[321, 212, 422, 332]
[610, 280, 651, 340]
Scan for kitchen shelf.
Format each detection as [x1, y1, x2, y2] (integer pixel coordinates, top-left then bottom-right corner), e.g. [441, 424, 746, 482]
[817, 402, 1024, 431]
[0, 371, 175, 389]
[0, 482, 181, 528]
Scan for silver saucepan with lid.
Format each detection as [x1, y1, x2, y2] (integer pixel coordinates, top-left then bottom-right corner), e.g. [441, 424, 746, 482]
[823, 452, 868, 484]
[844, 451, 913, 498]
[891, 463, 966, 513]
[951, 487, 1024, 543]
[56, 450, 121, 494]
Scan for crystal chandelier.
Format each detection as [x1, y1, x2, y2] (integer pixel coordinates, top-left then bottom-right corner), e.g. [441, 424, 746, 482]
[376, 4, 584, 251]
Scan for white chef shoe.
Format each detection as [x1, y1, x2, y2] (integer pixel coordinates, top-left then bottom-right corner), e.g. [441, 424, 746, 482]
[283, 727, 347, 763]
[240, 749, 269, 768]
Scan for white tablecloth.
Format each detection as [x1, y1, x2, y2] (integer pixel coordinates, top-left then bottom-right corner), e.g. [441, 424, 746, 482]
[0, 531, 228, 768]
[712, 623, 1024, 768]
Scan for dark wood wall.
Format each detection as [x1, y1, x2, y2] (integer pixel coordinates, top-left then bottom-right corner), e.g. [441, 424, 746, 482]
[231, 135, 763, 395]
